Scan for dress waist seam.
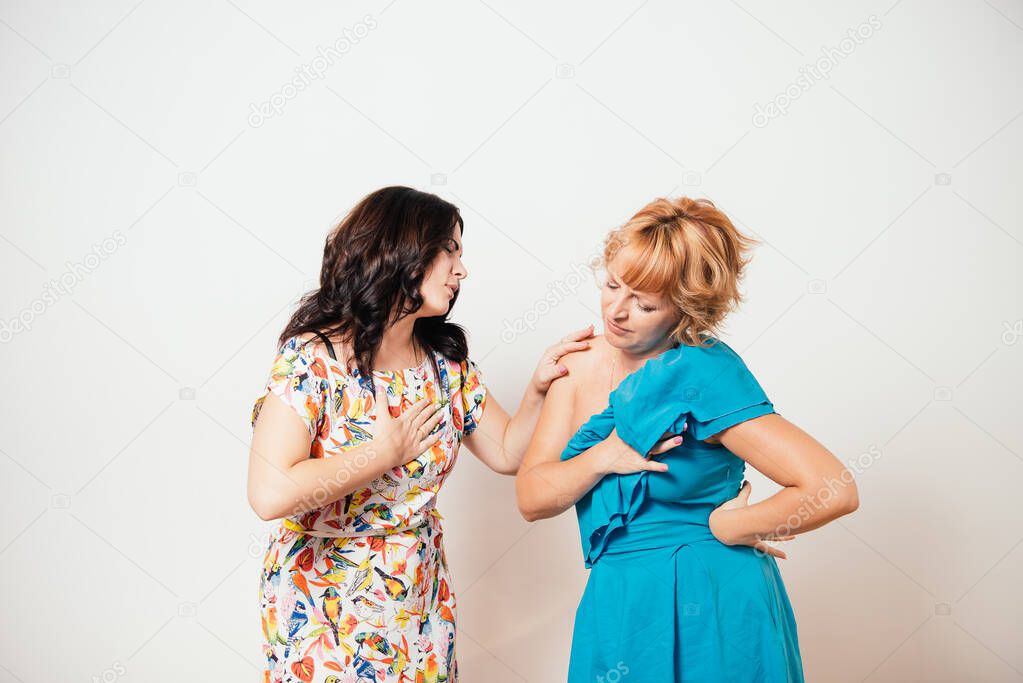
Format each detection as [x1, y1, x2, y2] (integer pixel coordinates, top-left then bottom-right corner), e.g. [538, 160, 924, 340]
[593, 521, 718, 560]
[280, 515, 437, 538]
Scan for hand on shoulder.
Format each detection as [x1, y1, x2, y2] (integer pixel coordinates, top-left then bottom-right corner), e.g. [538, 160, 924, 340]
[530, 324, 596, 394]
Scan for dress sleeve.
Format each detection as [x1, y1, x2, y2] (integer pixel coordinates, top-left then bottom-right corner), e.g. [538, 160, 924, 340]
[251, 338, 329, 440]
[459, 358, 488, 438]
[685, 343, 775, 442]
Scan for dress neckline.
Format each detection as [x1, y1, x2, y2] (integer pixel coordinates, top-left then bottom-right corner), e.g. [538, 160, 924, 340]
[370, 351, 433, 376]
[300, 333, 433, 376]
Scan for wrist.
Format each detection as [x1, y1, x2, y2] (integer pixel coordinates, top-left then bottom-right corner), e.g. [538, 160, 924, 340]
[584, 440, 613, 477]
[527, 379, 547, 400]
[369, 437, 400, 471]
[709, 507, 739, 545]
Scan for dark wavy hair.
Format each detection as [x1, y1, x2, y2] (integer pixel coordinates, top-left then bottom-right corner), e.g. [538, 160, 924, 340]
[278, 186, 469, 380]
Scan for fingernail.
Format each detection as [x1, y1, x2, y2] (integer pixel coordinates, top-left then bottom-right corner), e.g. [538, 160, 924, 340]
[674, 437, 683, 444]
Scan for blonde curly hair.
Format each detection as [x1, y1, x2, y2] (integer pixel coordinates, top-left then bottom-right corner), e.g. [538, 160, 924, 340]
[597, 196, 760, 348]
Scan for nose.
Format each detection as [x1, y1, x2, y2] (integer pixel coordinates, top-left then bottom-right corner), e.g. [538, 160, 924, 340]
[607, 291, 628, 320]
[453, 254, 467, 279]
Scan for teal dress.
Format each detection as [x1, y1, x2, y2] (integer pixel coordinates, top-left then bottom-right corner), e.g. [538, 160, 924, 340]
[560, 338, 804, 682]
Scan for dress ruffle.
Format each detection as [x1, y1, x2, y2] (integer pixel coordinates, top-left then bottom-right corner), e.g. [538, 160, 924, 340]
[560, 338, 773, 567]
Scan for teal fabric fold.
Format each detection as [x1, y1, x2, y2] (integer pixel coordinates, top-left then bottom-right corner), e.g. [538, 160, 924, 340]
[559, 337, 775, 567]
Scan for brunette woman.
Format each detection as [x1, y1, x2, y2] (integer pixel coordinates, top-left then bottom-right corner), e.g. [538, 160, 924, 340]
[248, 186, 589, 682]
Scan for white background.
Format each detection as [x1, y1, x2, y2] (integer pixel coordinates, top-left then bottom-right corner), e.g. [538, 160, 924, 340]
[1, 0, 1021, 681]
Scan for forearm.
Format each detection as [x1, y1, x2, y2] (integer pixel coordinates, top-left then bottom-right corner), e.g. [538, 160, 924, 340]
[516, 442, 608, 521]
[711, 482, 858, 543]
[257, 441, 394, 520]
[497, 386, 546, 473]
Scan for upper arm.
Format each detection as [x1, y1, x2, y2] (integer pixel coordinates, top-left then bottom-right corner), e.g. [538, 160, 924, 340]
[248, 392, 315, 478]
[717, 413, 856, 500]
[518, 366, 577, 474]
[247, 340, 328, 514]
[249, 392, 317, 496]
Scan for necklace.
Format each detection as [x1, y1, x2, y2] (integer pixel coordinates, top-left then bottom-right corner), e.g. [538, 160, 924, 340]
[609, 352, 618, 392]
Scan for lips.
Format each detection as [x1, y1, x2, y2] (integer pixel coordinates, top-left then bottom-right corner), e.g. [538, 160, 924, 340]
[606, 318, 630, 334]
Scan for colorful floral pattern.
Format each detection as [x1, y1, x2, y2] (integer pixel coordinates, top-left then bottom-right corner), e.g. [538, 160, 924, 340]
[250, 335, 487, 682]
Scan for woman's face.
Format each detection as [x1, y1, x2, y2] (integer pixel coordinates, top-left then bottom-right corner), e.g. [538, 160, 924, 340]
[600, 255, 679, 355]
[419, 223, 467, 316]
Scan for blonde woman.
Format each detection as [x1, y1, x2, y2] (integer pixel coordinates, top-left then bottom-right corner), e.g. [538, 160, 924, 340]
[516, 197, 859, 682]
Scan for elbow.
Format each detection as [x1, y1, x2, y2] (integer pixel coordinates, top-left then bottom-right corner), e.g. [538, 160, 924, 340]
[250, 499, 280, 522]
[516, 493, 557, 522]
[494, 458, 520, 476]
[515, 494, 539, 522]
[248, 488, 284, 522]
[518, 504, 541, 523]
[514, 474, 572, 522]
[825, 477, 859, 519]
[840, 485, 860, 515]
[514, 484, 543, 522]
[520, 509, 543, 523]
[496, 445, 523, 476]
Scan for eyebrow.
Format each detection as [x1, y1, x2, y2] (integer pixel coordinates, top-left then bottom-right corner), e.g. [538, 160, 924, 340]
[609, 271, 656, 304]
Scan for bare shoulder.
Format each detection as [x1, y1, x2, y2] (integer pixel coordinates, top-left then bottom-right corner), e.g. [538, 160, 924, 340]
[534, 335, 608, 436]
[558, 333, 613, 385]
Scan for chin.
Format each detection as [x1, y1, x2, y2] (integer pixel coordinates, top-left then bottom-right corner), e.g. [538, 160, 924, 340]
[603, 333, 626, 349]
[421, 298, 449, 317]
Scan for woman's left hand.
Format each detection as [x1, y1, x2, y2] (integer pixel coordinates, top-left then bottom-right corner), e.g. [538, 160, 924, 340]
[530, 324, 596, 394]
[709, 480, 796, 559]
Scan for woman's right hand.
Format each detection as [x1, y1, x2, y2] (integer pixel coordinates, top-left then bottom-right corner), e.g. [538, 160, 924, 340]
[370, 381, 445, 468]
[596, 424, 686, 475]
[709, 480, 795, 559]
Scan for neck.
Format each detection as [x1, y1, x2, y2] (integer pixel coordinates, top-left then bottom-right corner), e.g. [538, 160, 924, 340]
[613, 337, 678, 374]
[376, 314, 422, 366]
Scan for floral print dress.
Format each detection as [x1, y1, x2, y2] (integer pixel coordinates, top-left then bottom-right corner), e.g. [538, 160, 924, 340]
[250, 335, 487, 683]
